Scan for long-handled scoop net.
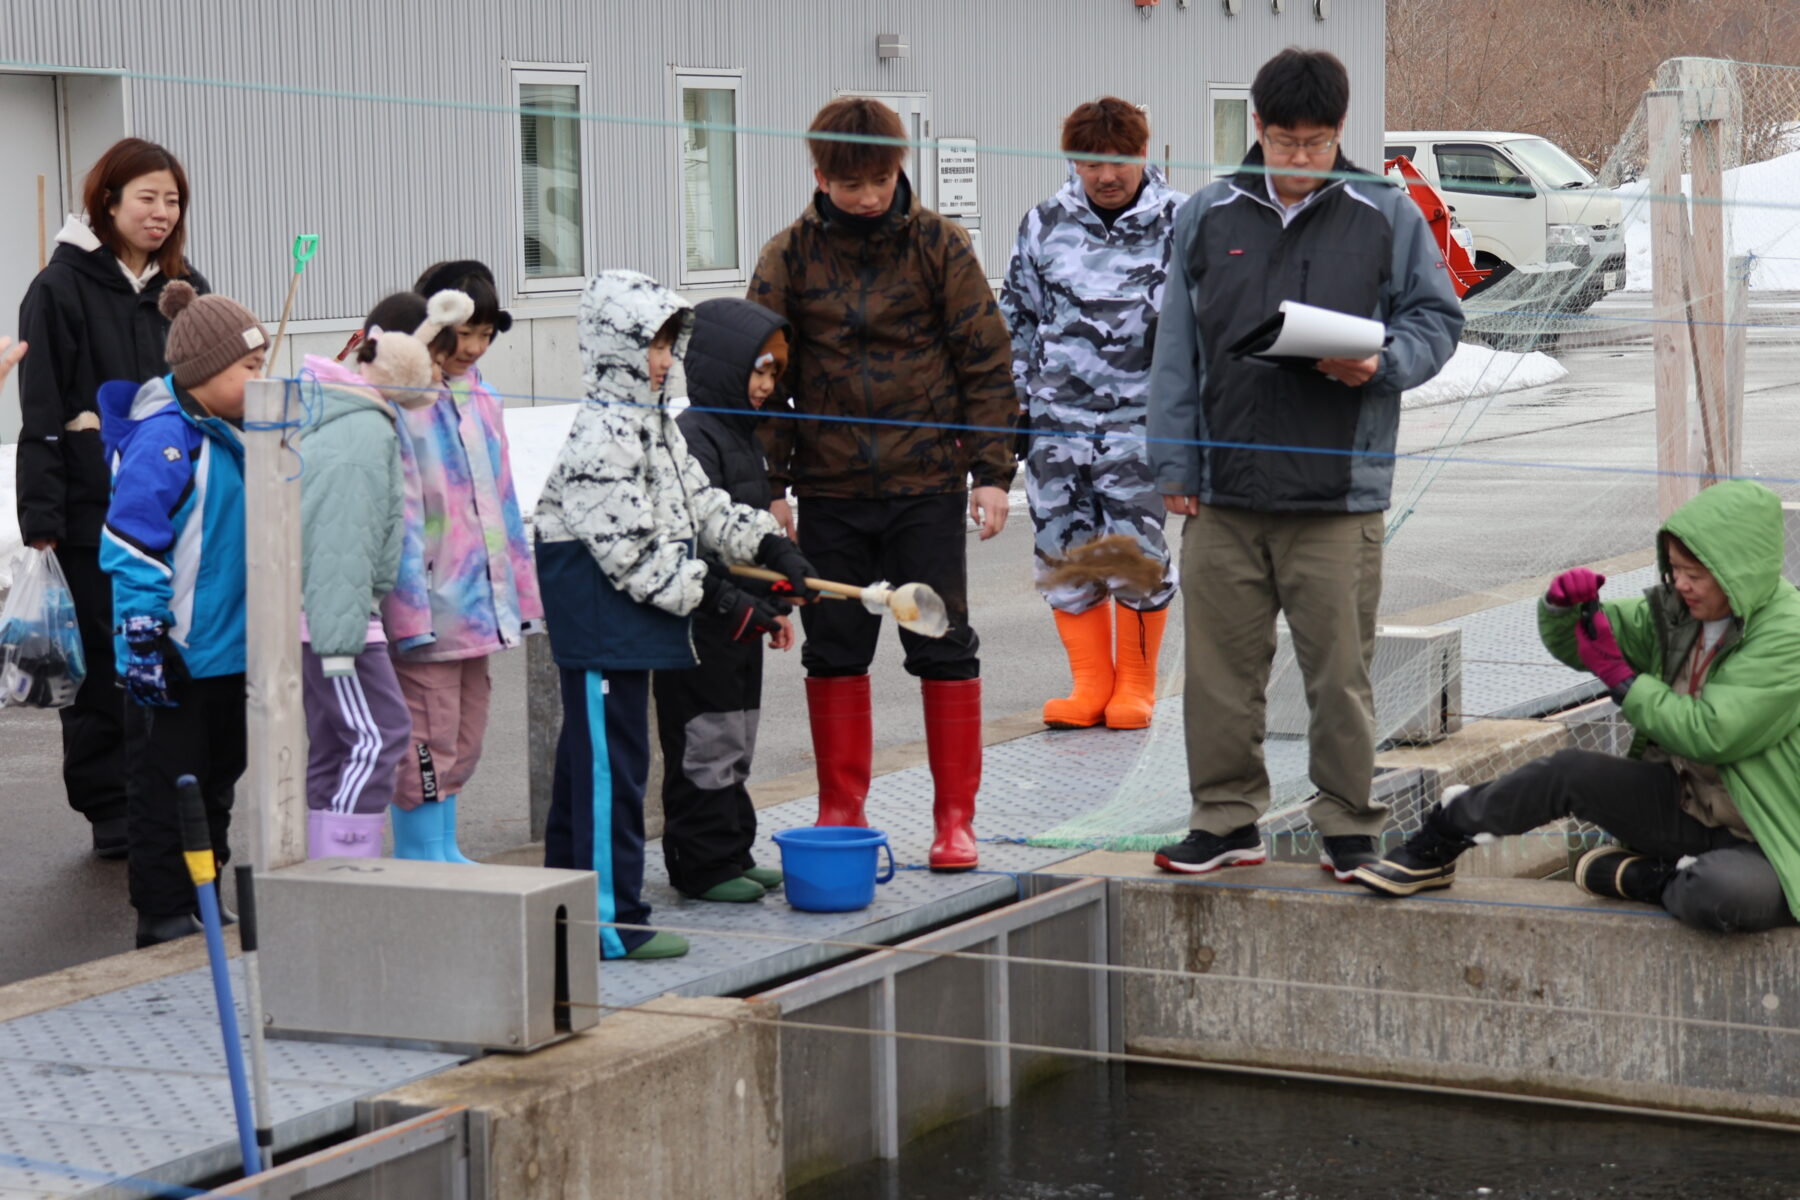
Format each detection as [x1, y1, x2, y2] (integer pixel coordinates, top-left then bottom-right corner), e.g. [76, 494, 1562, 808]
[730, 565, 949, 638]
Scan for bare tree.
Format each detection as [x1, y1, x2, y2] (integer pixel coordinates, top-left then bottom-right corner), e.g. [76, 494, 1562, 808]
[1387, 0, 1800, 171]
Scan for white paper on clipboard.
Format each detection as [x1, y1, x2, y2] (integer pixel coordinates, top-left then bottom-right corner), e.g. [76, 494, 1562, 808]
[1254, 301, 1385, 361]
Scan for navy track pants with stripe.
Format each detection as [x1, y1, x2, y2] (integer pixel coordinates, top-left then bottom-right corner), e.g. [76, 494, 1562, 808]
[545, 668, 652, 958]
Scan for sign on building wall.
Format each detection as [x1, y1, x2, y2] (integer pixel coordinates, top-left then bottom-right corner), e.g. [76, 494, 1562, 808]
[937, 138, 979, 218]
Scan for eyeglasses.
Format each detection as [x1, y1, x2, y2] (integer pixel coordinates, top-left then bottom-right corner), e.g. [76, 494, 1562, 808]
[1264, 135, 1338, 157]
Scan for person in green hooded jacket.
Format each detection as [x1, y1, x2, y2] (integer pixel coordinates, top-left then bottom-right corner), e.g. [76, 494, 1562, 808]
[1353, 479, 1800, 933]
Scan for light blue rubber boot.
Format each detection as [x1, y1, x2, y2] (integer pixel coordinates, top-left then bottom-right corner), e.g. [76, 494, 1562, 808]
[439, 794, 478, 865]
[390, 802, 447, 861]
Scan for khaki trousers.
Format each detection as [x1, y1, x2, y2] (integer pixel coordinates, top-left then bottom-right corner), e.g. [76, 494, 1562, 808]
[1179, 505, 1385, 837]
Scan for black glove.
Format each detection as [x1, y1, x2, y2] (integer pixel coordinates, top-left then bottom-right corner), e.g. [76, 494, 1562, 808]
[1012, 409, 1031, 461]
[701, 571, 791, 643]
[757, 533, 818, 603]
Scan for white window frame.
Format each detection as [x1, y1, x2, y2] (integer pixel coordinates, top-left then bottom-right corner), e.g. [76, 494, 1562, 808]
[673, 68, 750, 288]
[510, 62, 589, 295]
[1208, 85, 1254, 185]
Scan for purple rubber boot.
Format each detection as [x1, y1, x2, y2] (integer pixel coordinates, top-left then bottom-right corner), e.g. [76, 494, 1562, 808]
[308, 811, 387, 859]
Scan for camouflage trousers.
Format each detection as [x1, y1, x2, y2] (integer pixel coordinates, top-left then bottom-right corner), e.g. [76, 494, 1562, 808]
[1026, 420, 1177, 615]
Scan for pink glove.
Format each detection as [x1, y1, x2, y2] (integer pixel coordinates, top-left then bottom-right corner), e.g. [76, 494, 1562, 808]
[1547, 568, 1606, 608]
[1575, 608, 1636, 693]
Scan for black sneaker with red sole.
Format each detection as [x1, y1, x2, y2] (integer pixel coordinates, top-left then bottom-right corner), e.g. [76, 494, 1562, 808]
[1154, 825, 1267, 874]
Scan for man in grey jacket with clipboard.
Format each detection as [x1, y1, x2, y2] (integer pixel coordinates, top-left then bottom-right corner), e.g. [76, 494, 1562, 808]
[1146, 47, 1463, 878]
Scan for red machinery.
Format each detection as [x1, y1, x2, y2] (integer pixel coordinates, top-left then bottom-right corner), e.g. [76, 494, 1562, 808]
[1384, 154, 1494, 299]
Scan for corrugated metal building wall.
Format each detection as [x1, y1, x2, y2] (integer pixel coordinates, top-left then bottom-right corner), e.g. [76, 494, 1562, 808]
[3, 0, 1383, 411]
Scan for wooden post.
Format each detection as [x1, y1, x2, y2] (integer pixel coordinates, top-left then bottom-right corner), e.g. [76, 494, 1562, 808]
[1646, 90, 1693, 519]
[1724, 254, 1750, 477]
[243, 377, 307, 869]
[1688, 118, 1728, 484]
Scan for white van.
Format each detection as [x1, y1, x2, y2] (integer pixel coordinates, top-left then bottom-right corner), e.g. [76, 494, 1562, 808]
[1385, 131, 1625, 308]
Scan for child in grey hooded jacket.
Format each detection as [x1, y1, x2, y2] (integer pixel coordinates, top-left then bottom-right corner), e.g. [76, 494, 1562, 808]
[297, 291, 469, 858]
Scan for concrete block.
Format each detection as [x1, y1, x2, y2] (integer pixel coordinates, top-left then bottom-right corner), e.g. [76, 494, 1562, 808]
[372, 996, 782, 1200]
[1117, 868, 1800, 1123]
[259, 858, 598, 1052]
[1375, 717, 1570, 783]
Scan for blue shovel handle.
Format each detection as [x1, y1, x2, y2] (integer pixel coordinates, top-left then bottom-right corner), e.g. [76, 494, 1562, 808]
[179, 776, 259, 1179]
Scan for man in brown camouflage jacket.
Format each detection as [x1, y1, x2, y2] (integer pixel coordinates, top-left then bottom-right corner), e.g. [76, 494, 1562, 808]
[748, 96, 1016, 872]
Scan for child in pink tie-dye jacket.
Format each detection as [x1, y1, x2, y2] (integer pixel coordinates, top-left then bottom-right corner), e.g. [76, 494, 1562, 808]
[380, 261, 543, 862]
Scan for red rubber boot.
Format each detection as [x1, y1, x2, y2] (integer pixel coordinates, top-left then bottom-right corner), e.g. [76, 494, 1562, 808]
[922, 678, 982, 872]
[807, 675, 872, 827]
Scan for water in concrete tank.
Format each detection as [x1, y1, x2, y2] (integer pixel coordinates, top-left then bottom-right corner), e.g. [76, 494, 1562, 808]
[788, 1064, 1800, 1198]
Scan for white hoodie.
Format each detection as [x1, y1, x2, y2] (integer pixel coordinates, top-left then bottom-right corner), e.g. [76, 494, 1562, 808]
[534, 270, 777, 617]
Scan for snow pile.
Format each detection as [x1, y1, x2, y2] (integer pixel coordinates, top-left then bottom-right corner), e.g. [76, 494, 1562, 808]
[1401, 340, 1567, 408]
[1616, 145, 1800, 291]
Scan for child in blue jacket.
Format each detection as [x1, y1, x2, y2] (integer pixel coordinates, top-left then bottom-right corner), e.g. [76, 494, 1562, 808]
[99, 281, 266, 948]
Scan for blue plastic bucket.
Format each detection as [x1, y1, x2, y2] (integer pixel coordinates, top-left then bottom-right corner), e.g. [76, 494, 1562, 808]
[772, 826, 897, 913]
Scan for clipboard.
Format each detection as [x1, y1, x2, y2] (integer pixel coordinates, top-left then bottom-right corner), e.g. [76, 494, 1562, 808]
[1228, 300, 1385, 368]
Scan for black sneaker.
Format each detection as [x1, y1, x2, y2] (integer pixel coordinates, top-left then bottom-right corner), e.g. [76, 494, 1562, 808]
[1351, 805, 1473, 897]
[92, 816, 128, 860]
[1319, 835, 1380, 882]
[1154, 826, 1267, 875]
[1574, 846, 1675, 905]
[135, 913, 203, 949]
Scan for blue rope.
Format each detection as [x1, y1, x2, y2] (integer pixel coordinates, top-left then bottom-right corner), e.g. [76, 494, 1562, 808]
[240, 373, 323, 481]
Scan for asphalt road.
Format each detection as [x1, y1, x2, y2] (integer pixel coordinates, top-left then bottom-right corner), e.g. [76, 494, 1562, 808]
[6, 296, 1798, 984]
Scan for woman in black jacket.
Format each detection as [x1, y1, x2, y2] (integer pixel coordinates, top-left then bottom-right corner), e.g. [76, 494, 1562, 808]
[15, 137, 209, 858]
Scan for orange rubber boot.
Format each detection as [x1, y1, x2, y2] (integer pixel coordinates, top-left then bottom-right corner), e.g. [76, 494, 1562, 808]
[1042, 605, 1115, 729]
[922, 678, 982, 872]
[1104, 603, 1167, 730]
[807, 675, 872, 827]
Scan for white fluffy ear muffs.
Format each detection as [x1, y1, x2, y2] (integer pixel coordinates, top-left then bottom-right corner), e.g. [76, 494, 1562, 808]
[414, 289, 475, 347]
[360, 331, 436, 409]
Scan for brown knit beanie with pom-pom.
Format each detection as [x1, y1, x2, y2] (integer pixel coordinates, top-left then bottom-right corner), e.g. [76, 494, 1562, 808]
[159, 280, 268, 389]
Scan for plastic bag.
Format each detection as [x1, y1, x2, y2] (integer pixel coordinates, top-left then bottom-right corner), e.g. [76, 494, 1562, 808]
[0, 547, 86, 709]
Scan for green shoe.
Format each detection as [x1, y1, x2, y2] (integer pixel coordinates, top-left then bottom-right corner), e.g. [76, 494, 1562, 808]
[741, 865, 784, 891]
[695, 877, 766, 903]
[622, 931, 690, 960]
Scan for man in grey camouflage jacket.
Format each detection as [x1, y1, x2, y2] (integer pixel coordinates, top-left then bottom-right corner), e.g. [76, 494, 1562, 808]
[1001, 97, 1186, 732]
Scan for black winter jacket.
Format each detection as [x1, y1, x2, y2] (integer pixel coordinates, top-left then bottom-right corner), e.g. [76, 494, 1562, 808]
[16, 237, 209, 546]
[1148, 145, 1463, 514]
[679, 298, 791, 514]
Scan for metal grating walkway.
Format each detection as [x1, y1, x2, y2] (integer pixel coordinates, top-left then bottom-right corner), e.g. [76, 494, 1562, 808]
[0, 575, 1627, 1196]
[0, 966, 463, 1199]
